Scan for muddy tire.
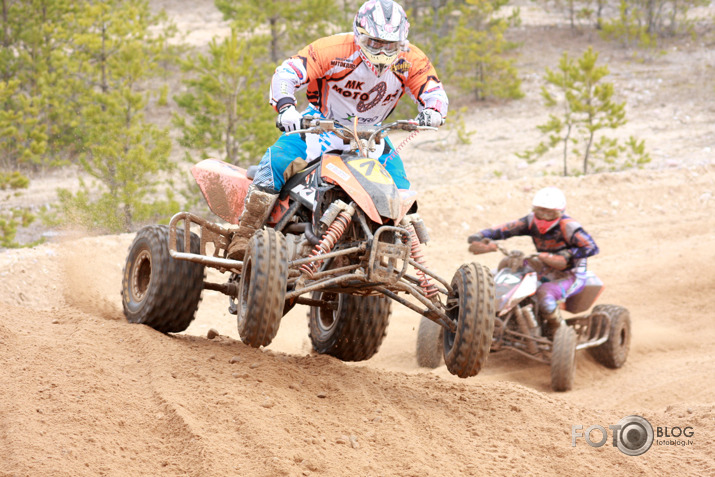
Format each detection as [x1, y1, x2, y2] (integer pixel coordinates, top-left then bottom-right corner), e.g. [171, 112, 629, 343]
[416, 316, 443, 368]
[588, 304, 631, 368]
[308, 292, 391, 361]
[122, 225, 205, 333]
[236, 229, 288, 347]
[443, 263, 495, 378]
[550, 325, 577, 392]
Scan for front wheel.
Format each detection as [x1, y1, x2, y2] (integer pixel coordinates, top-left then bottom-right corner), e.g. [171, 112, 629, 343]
[416, 316, 443, 368]
[550, 325, 577, 392]
[588, 304, 631, 368]
[443, 263, 495, 378]
[121, 225, 205, 333]
[308, 292, 391, 361]
[236, 228, 288, 347]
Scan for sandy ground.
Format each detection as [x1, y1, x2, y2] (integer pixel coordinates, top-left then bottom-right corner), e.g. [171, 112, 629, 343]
[1, 1, 714, 476]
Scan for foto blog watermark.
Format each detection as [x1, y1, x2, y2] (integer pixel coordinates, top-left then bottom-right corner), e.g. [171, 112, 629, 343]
[571, 415, 694, 456]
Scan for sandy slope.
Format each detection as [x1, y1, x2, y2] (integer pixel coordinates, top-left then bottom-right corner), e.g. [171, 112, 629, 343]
[2, 1, 715, 476]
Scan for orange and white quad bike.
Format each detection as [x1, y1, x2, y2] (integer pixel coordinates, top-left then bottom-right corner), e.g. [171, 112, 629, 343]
[122, 118, 495, 378]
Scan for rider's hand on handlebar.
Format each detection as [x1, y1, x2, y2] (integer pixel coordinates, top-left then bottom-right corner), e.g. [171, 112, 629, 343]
[467, 232, 485, 244]
[276, 105, 301, 132]
[416, 108, 444, 127]
[468, 239, 497, 255]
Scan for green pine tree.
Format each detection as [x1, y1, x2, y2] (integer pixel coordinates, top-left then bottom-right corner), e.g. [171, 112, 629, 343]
[0, 171, 42, 249]
[55, 0, 179, 232]
[0, 78, 47, 171]
[1, 0, 82, 169]
[518, 47, 650, 175]
[215, 0, 342, 63]
[173, 29, 276, 166]
[450, 0, 523, 101]
[403, 0, 522, 102]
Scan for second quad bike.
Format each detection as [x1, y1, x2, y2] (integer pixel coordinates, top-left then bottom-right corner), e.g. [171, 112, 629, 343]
[122, 118, 495, 379]
[416, 244, 631, 391]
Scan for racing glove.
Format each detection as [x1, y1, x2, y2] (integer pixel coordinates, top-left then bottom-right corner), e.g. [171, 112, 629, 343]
[467, 233, 485, 243]
[416, 108, 444, 127]
[276, 104, 301, 132]
[469, 240, 497, 255]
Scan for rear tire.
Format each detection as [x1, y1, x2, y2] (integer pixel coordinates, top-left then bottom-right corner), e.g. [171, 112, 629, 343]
[416, 316, 443, 368]
[550, 325, 577, 392]
[122, 225, 205, 333]
[443, 263, 495, 378]
[308, 292, 391, 361]
[237, 229, 288, 347]
[588, 304, 631, 368]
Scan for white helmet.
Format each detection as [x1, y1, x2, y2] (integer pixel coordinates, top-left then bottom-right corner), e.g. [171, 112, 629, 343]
[354, 0, 409, 76]
[532, 187, 566, 211]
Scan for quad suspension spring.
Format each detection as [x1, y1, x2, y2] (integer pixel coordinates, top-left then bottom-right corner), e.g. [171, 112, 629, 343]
[300, 211, 352, 278]
[407, 223, 438, 298]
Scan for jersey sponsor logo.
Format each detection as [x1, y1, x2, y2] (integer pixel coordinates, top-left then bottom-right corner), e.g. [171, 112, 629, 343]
[291, 183, 317, 205]
[357, 81, 386, 112]
[332, 84, 371, 101]
[391, 58, 411, 75]
[414, 63, 432, 77]
[345, 113, 380, 124]
[344, 80, 364, 90]
[382, 87, 402, 104]
[330, 58, 357, 69]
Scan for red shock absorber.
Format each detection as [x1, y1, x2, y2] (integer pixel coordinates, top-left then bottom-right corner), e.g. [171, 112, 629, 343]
[300, 211, 352, 278]
[407, 223, 439, 298]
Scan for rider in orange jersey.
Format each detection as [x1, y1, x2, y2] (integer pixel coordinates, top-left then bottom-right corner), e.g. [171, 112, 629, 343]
[227, 0, 449, 260]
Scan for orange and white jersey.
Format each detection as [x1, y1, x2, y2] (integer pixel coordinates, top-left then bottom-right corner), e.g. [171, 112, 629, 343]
[270, 33, 448, 125]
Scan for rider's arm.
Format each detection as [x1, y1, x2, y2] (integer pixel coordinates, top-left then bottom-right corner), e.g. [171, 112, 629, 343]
[402, 45, 449, 118]
[480, 216, 531, 241]
[568, 226, 599, 259]
[270, 56, 308, 112]
[558, 217, 599, 259]
[269, 35, 354, 113]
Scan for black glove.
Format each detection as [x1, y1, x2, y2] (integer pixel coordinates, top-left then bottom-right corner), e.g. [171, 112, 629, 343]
[467, 233, 485, 244]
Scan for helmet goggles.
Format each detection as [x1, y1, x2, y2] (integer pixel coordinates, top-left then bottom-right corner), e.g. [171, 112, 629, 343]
[357, 34, 402, 56]
[532, 206, 562, 221]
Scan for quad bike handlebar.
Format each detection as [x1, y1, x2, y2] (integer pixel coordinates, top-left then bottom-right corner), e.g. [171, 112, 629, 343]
[468, 240, 543, 272]
[286, 117, 437, 156]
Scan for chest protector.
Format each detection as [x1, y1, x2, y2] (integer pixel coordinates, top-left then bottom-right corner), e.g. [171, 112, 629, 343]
[528, 214, 580, 253]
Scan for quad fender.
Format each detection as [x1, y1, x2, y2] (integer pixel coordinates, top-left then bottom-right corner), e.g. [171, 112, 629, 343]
[398, 189, 418, 223]
[321, 155, 383, 223]
[563, 271, 604, 314]
[495, 269, 539, 315]
[321, 155, 405, 223]
[191, 159, 252, 224]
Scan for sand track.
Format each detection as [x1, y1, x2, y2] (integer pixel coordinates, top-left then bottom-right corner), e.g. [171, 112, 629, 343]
[1, 167, 713, 476]
[1, 0, 714, 474]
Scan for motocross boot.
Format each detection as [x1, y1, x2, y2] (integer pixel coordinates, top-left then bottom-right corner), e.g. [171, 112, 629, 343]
[541, 308, 565, 340]
[226, 184, 278, 261]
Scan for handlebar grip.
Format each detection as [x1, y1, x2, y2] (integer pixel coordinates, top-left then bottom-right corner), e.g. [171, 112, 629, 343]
[275, 116, 286, 132]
